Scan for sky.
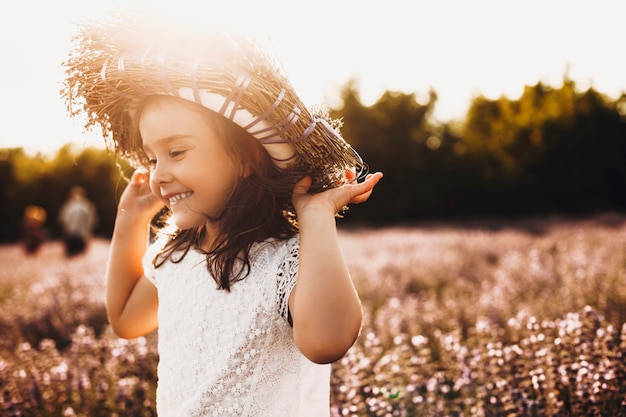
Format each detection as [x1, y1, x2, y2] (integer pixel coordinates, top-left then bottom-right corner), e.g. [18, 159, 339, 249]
[1, 0, 624, 156]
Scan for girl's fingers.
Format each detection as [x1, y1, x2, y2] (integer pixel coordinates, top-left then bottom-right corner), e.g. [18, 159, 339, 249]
[347, 172, 383, 204]
[293, 175, 313, 196]
[292, 172, 382, 213]
[131, 168, 150, 185]
[345, 167, 357, 183]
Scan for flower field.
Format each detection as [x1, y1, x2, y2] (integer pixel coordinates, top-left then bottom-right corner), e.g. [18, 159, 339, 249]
[1, 215, 625, 416]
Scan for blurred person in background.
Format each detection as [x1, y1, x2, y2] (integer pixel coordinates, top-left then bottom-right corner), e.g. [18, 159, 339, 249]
[58, 185, 98, 257]
[20, 204, 47, 254]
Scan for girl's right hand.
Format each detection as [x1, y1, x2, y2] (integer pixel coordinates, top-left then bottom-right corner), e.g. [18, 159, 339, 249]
[118, 168, 164, 219]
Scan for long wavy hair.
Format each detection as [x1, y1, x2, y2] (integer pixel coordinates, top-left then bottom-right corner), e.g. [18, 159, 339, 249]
[130, 95, 299, 291]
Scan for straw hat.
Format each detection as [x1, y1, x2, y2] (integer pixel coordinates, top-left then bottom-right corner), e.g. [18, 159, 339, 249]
[61, 13, 367, 193]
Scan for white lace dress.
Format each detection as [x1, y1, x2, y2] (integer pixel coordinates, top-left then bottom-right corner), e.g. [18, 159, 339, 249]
[142, 234, 331, 417]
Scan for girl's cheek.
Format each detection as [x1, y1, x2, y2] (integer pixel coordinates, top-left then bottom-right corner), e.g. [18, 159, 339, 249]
[148, 181, 160, 198]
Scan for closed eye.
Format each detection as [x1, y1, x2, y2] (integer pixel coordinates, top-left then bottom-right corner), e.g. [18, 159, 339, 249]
[170, 149, 187, 159]
[146, 157, 157, 167]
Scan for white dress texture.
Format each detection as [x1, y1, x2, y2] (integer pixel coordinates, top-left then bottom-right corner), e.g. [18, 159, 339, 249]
[142, 234, 331, 417]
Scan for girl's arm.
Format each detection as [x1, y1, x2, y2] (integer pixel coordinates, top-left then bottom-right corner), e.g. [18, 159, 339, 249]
[289, 171, 383, 364]
[106, 169, 163, 339]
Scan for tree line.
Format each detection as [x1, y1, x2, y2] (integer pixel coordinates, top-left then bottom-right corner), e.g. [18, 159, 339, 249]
[334, 77, 626, 223]
[1, 76, 625, 240]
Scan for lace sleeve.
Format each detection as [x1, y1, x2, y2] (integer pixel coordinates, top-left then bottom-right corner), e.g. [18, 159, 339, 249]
[141, 234, 168, 286]
[276, 235, 300, 324]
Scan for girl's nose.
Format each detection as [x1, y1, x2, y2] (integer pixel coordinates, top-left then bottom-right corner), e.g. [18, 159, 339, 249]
[150, 161, 172, 185]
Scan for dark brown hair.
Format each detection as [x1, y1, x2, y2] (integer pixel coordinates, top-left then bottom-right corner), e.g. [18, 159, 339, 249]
[131, 95, 299, 291]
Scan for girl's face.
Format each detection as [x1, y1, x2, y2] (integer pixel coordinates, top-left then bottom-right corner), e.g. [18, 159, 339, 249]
[139, 97, 241, 230]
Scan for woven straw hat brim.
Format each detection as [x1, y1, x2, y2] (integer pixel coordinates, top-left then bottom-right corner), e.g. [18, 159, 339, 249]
[61, 17, 367, 192]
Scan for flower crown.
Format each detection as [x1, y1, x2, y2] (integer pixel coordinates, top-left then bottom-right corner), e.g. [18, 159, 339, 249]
[61, 15, 368, 193]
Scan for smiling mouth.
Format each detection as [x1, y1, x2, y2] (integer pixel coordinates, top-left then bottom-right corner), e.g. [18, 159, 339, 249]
[168, 192, 193, 206]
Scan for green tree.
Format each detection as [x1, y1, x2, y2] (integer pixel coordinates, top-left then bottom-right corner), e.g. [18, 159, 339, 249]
[459, 78, 626, 215]
[332, 81, 471, 221]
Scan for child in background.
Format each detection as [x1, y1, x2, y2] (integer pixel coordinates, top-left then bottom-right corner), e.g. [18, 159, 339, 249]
[63, 14, 382, 416]
[20, 204, 47, 254]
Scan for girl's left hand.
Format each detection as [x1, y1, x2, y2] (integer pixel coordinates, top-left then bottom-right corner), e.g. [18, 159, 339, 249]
[292, 171, 383, 216]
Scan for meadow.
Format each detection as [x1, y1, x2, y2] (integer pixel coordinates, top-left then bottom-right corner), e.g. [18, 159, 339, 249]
[1, 214, 625, 416]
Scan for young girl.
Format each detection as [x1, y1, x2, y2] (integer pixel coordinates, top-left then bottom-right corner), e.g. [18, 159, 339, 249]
[63, 15, 382, 416]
